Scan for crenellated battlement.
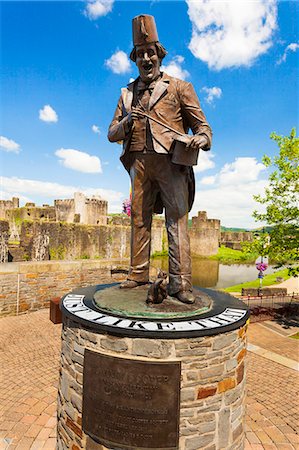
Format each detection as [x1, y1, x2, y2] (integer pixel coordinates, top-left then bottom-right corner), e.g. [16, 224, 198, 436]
[1, 193, 108, 226]
[85, 197, 105, 204]
[54, 199, 75, 206]
[191, 211, 221, 230]
[0, 197, 20, 219]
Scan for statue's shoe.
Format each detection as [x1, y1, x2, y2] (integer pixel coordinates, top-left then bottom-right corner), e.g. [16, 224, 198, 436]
[119, 280, 148, 289]
[173, 290, 195, 304]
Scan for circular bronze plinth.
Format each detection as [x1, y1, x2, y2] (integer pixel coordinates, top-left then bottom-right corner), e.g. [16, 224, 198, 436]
[94, 285, 211, 319]
[61, 283, 249, 339]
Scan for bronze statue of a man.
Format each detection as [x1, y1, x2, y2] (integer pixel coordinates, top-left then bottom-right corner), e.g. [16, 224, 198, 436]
[108, 14, 212, 304]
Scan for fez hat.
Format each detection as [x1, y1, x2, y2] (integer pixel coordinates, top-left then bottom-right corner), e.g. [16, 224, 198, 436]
[132, 14, 159, 46]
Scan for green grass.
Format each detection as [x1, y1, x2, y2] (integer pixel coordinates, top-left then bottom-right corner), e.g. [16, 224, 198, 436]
[152, 245, 258, 262]
[221, 226, 249, 232]
[151, 250, 168, 258]
[209, 245, 257, 264]
[222, 268, 290, 293]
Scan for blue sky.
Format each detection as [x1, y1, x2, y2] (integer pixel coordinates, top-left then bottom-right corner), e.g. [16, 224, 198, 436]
[1, 0, 298, 227]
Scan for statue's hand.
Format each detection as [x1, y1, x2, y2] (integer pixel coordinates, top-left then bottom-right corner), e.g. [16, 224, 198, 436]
[186, 135, 208, 151]
[128, 106, 145, 125]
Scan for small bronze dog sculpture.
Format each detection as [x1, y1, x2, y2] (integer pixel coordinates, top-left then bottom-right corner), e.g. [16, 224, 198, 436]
[146, 269, 168, 304]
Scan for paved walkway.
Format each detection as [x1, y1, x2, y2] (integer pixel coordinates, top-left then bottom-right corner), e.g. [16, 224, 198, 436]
[268, 277, 299, 294]
[0, 311, 298, 450]
[0, 311, 60, 449]
[247, 321, 299, 363]
[245, 322, 299, 450]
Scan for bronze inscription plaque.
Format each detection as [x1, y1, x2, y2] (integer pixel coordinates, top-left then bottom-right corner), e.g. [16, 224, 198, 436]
[82, 350, 181, 449]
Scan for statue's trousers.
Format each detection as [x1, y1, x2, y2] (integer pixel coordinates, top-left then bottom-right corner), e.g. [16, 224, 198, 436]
[128, 153, 192, 294]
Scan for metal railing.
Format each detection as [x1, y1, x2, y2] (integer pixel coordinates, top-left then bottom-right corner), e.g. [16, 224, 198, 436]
[242, 292, 299, 309]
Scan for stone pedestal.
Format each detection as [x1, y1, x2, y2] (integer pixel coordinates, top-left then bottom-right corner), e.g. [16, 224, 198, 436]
[57, 285, 249, 450]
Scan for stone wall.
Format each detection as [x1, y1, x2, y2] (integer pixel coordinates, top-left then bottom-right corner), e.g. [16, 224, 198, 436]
[1, 200, 222, 261]
[0, 197, 19, 219]
[55, 198, 75, 223]
[221, 232, 253, 251]
[55, 192, 108, 226]
[190, 211, 221, 256]
[84, 197, 107, 226]
[0, 220, 9, 263]
[6, 221, 131, 262]
[58, 318, 247, 449]
[1, 194, 108, 226]
[0, 217, 167, 263]
[0, 260, 127, 317]
[7, 204, 57, 222]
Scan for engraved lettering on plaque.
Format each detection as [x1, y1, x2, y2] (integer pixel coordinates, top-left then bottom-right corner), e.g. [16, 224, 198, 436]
[82, 350, 181, 450]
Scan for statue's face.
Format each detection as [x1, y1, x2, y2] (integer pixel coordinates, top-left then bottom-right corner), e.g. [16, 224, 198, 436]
[135, 43, 160, 83]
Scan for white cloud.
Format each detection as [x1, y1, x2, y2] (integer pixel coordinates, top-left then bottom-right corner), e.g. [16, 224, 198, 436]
[187, 0, 277, 70]
[201, 86, 222, 105]
[200, 175, 215, 186]
[288, 43, 299, 52]
[129, 77, 135, 83]
[55, 148, 102, 173]
[0, 176, 124, 213]
[92, 125, 101, 135]
[0, 191, 32, 204]
[161, 55, 190, 80]
[105, 50, 131, 74]
[277, 42, 299, 65]
[39, 104, 58, 123]
[191, 157, 267, 228]
[193, 150, 215, 173]
[0, 136, 20, 153]
[217, 157, 265, 185]
[84, 0, 113, 20]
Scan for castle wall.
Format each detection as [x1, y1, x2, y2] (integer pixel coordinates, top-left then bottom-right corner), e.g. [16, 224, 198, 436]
[0, 197, 19, 219]
[151, 217, 166, 254]
[55, 199, 75, 223]
[7, 205, 56, 222]
[84, 198, 108, 226]
[1, 202, 227, 263]
[190, 211, 221, 256]
[221, 232, 253, 250]
[55, 193, 108, 225]
[15, 221, 131, 261]
[0, 220, 9, 263]
[0, 215, 169, 263]
[190, 229, 220, 256]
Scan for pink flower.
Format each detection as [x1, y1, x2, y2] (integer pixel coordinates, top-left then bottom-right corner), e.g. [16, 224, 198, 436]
[122, 199, 131, 217]
[256, 262, 268, 272]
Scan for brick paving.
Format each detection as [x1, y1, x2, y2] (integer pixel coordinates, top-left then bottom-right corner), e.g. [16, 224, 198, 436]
[247, 322, 299, 363]
[0, 310, 298, 449]
[0, 311, 60, 449]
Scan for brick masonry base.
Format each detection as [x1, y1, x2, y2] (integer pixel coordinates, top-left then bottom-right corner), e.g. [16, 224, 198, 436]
[57, 316, 248, 450]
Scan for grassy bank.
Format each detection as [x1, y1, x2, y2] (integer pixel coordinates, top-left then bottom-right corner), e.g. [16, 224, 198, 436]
[222, 268, 290, 293]
[209, 246, 257, 264]
[152, 246, 258, 262]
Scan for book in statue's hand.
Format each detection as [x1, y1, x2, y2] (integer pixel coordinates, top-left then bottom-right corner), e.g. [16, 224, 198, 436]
[171, 134, 200, 166]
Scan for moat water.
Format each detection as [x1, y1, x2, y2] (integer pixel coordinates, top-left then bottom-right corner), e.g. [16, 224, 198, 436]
[151, 257, 275, 289]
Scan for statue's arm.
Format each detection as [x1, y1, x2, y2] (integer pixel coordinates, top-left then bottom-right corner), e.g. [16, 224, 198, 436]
[178, 82, 212, 150]
[108, 96, 132, 143]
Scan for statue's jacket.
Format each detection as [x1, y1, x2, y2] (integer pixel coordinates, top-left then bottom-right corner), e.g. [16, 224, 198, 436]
[108, 72, 212, 213]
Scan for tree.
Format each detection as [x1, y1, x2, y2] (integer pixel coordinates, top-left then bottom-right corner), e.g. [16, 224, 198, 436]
[250, 129, 299, 276]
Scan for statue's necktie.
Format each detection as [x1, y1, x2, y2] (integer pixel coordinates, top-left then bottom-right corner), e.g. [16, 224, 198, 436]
[136, 82, 156, 151]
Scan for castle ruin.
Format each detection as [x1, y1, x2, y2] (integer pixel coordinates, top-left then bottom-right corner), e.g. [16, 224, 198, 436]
[0, 192, 108, 226]
[0, 192, 225, 262]
[190, 211, 221, 256]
